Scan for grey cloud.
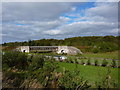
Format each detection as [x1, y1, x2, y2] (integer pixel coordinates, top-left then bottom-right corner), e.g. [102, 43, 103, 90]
[2, 2, 73, 21]
[2, 2, 118, 43]
[86, 2, 118, 22]
[56, 21, 118, 36]
[2, 2, 75, 42]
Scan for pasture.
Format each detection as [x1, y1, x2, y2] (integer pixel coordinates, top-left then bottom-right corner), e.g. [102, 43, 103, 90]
[83, 51, 119, 59]
[2, 50, 119, 88]
[57, 62, 119, 88]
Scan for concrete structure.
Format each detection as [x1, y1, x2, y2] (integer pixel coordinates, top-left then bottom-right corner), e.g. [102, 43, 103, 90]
[19, 46, 82, 55]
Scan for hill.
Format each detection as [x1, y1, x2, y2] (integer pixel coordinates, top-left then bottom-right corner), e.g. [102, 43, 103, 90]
[2, 36, 120, 53]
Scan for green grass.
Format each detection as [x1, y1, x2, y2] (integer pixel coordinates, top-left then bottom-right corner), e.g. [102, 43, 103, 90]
[28, 50, 119, 59]
[57, 62, 119, 87]
[83, 51, 119, 59]
[28, 50, 119, 87]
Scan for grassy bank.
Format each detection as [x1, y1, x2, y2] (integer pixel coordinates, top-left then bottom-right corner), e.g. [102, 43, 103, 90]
[83, 51, 119, 59]
[57, 62, 119, 87]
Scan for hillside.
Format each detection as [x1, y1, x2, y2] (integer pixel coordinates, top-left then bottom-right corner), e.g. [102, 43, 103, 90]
[2, 36, 120, 53]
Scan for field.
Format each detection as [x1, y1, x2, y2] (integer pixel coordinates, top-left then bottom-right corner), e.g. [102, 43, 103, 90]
[31, 51, 119, 87]
[34, 50, 119, 59]
[2, 50, 120, 88]
[57, 62, 119, 87]
[56, 51, 119, 88]
[83, 51, 119, 59]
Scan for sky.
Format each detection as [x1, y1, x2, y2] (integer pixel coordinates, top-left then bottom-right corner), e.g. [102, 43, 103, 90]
[2, 2, 118, 43]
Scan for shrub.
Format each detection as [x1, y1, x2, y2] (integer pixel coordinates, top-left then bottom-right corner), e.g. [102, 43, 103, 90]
[27, 58, 59, 88]
[29, 55, 45, 71]
[37, 60, 59, 88]
[2, 51, 28, 70]
[94, 59, 98, 66]
[69, 59, 74, 63]
[3, 70, 26, 88]
[92, 48, 99, 53]
[111, 59, 116, 68]
[95, 68, 118, 88]
[102, 59, 108, 67]
[75, 59, 79, 64]
[86, 59, 91, 65]
[81, 60, 85, 65]
[58, 68, 90, 89]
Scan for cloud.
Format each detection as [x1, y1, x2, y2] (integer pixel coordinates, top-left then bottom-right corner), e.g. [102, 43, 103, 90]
[43, 30, 62, 35]
[2, 2, 118, 43]
[56, 2, 118, 36]
[85, 2, 118, 22]
[56, 21, 117, 36]
[2, 2, 73, 21]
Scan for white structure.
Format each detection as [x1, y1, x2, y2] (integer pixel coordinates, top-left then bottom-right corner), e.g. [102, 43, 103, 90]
[57, 46, 68, 54]
[20, 46, 30, 52]
[19, 46, 82, 55]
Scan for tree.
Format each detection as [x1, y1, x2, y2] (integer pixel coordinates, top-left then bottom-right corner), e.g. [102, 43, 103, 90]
[2, 51, 28, 70]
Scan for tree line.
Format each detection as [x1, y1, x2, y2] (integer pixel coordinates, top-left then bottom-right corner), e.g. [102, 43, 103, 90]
[2, 36, 120, 53]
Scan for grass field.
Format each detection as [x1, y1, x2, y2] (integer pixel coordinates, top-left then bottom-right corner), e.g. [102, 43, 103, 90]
[28, 51, 119, 88]
[28, 50, 119, 59]
[57, 62, 119, 87]
[82, 51, 119, 59]
[3, 50, 119, 88]
[29, 51, 119, 67]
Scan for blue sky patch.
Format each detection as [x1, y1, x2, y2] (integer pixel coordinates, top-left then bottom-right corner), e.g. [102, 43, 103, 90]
[16, 23, 26, 26]
[62, 2, 95, 24]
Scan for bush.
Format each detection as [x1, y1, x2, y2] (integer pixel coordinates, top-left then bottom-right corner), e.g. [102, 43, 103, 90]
[27, 58, 59, 88]
[2, 51, 28, 70]
[58, 68, 90, 89]
[65, 59, 69, 63]
[75, 59, 79, 64]
[95, 69, 118, 88]
[29, 55, 45, 71]
[111, 59, 116, 68]
[69, 59, 74, 63]
[94, 59, 98, 66]
[98, 42, 118, 52]
[81, 60, 85, 65]
[102, 59, 108, 67]
[3, 70, 26, 88]
[92, 48, 99, 53]
[58, 67, 90, 89]
[86, 59, 91, 65]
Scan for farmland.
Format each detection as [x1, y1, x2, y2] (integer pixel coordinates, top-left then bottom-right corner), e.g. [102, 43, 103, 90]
[83, 51, 119, 59]
[1, 1, 119, 89]
[1, 35, 120, 89]
[2, 50, 120, 89]
[57, 62, 119, 87]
